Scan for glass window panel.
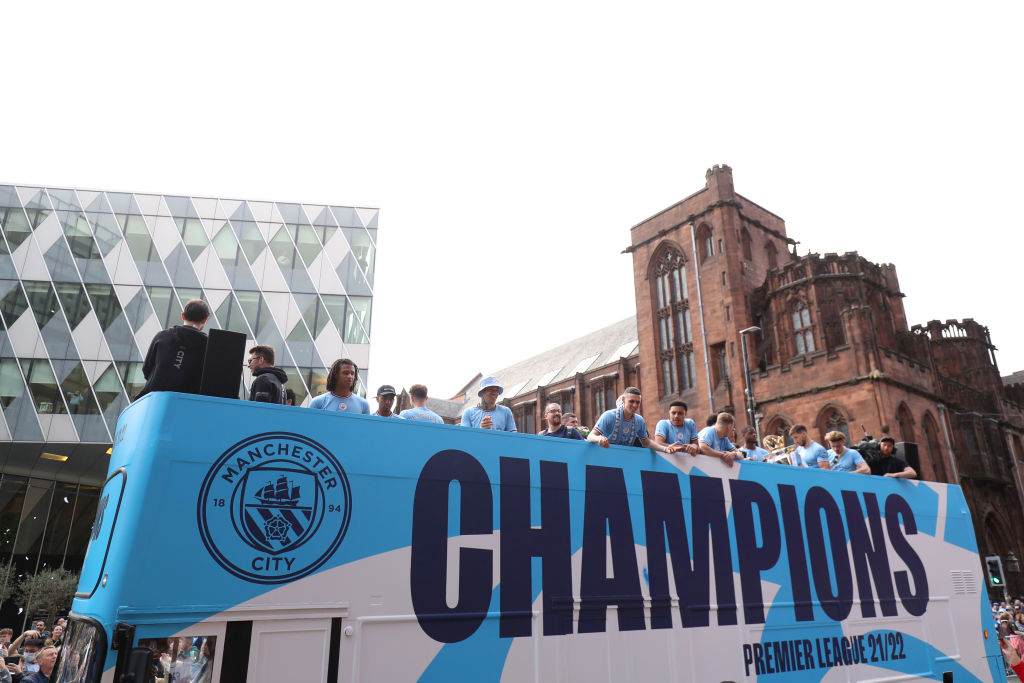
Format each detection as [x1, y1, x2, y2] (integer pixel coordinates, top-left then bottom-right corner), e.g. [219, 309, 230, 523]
[63, 485, 100, 570]
[212, 222, 240, 262]
[122, 287, 154, 331]
[214, 292, 251, 336]
[103, 314, 142, 362]
[93, 364, 126, 412]
[164, 195, 198, 219]
[42, 235, 81, 282]
[344, 296, 371, 345]
[54, 282, 91, 329]
[0, 205, 33, 251]
[86, 209, 124, 257]
[321, 294, 347, 339]
[58, 362, 101, 416]
[0, 185, 22, 209]
[293, 223, 321, 266]
[285, 366, 310, 405]
[22, 188, 52, 229]
[23, 281, 60, 328]
[39, 482, 79, 569]
[105, 192, 138, 214]
[232, 219, 265, 263]
[0, 357, 28, 409]
[19, 358, 66, 413]
[146, 286, 176, 329]
[64, 213, 103, 260]
[115, 361, 146, 399]
[0, 280, 29, 326]
[11, 479, 54, 573]
[164, 244, 202, 288]
[337, 252, 372, 296]
[269, 227, 299, 268]
[306, 367, 328, 398]
[0, 475, 28, 566]
[86, 283, 123, 331]
[795, 333, 805, 355]
[121, 214, 158, 262]
[176, 217, 209, 260]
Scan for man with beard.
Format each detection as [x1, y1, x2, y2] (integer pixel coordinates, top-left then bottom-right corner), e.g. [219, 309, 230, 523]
[246, 345, 288, 404]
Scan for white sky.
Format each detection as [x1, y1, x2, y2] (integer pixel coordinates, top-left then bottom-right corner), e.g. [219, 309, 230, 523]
[3, 2, 1022, 407]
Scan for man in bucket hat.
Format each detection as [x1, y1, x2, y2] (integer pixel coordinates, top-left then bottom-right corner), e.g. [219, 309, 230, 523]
[460, 376, 517, 431]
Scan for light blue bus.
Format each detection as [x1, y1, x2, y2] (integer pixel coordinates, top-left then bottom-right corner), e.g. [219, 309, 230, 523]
[53, 392, 1006, 682]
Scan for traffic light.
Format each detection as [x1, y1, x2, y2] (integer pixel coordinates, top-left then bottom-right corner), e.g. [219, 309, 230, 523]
[986, 555, 1005, 588]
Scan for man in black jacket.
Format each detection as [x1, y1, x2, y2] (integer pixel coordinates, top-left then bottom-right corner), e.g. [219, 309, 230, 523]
[247, 345, 288, 403]
[135, 299, 210, 400]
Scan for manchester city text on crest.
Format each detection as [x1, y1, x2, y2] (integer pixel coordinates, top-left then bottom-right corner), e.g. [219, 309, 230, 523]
[198, 432, 352, 584]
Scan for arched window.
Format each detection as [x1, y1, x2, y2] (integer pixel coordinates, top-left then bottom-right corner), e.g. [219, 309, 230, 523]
[896, 403, 915, 443]
[651, 245, 695, 395]
[696, 224, 713, 263]
[923, 412, 947, 482]
[817, 405, 850, 443]
[765, 241, 778, 270]
[792, 301, 815, 355]
[741, 227, 752, 260]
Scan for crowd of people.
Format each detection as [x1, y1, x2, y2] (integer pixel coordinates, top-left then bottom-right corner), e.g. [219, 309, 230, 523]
[137, 299, 920, 480]
[136, 636, 214, 683]
[1, 618, 65, 683]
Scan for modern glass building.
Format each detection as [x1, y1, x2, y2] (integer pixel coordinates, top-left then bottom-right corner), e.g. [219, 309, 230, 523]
[0, 184, 376, 624]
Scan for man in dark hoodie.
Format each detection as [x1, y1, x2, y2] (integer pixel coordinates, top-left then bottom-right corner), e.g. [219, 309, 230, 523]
[135, 299, 210, 400]
[247, 345, 288, 403]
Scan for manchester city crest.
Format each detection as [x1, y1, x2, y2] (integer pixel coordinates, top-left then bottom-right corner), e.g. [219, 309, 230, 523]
[198, 432, 352, 584]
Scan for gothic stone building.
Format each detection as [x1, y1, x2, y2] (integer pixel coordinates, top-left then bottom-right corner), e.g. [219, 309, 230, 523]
[627, 164, 1024, 595]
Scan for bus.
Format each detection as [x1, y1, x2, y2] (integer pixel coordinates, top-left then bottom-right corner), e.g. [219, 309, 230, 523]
[52, 391, 1007, 682]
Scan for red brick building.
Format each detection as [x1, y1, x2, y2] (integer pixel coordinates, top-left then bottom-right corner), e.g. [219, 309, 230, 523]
[628, 164, 1024, 595]
[455, 164, 1024, 595]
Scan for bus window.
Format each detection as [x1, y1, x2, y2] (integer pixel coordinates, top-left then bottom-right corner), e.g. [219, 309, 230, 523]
[137, 635, 217, 683]
[51, 618, 106, 683]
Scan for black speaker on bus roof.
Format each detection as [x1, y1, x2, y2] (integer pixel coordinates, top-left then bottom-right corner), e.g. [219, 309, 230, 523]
[896, 441, 920, 480]
[200, 329, 247, 399]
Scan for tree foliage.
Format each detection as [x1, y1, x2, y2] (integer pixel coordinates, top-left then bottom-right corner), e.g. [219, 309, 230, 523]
[0, 564, 14, 604]
[14, 568, 80, 625]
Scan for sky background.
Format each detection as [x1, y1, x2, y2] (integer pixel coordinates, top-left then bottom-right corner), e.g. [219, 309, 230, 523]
[3, 1, 1022, 406]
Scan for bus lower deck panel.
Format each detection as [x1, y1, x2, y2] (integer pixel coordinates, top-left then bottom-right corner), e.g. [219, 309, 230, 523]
[57, 392, 1006, 682]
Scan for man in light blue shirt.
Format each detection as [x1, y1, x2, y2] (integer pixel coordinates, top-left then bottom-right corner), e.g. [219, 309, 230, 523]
[825, 431, 869, 473]
[588, 387, 683, 455]
[791, 423, 829, 469]
[654, 401, 699, 455]
[738, 426, 770, 461]
[399, 384, 444, 424]
[460, 376, 517, 431]
[308, 358, 370, 413]
[698, 413, 744, 467]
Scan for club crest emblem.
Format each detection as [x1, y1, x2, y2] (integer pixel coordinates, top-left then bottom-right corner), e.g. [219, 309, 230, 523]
[198, 432, 351, 584]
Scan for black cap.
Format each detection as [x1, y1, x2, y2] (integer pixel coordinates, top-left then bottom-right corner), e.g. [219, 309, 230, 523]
[880, 436, 895, 444]
[376, 385, 396, 397]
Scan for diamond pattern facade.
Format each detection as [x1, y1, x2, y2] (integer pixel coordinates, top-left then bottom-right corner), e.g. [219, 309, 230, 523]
[0, 185, 377, 449]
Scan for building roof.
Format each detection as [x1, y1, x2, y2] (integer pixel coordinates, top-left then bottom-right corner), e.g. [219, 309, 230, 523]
[425, 396, 464, 421]
[1003, 369, 1024, 387]
[453, 316, 639, 414]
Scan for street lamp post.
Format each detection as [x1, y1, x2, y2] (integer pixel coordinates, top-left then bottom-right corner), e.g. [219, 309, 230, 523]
[739, 326, 761, 442]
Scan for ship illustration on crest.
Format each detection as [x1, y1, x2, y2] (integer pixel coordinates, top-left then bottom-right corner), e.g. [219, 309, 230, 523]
[255, 475, 301, 506]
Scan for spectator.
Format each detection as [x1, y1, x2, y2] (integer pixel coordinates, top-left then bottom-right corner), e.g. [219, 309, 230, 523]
[654, 401, 699, 455]
[540, 403, 584, 439]
[45, 625, 62, 649]
[563, 413, 589, 437]
[20, 645, 55, 683]
[825, 431, 869, 473]
[738, 426, 769, 461]
[135, 299, 210, 400]
[399, 385, 444, 424]
[11, 637, 45, 676]
[698, 413, 744, 467]
[29, 625, 44, 641]
[790, 423, 829, 469]
[461, 377, 517, 431]
[284, 388, 296, 406]
[373, 385, 398, 418]
[309, 359, 370, 413]
[870, 436, 918, 478]
[0, 628, 11, 656]
[246, 345, 288, 404]
[588, 387, 683, 455]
